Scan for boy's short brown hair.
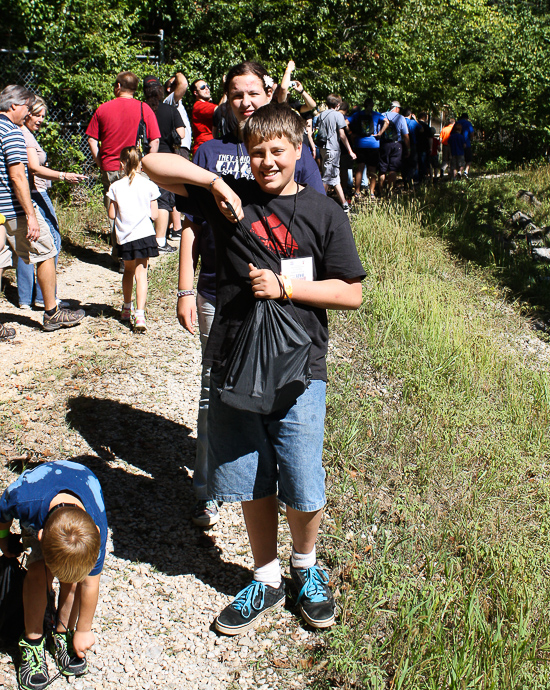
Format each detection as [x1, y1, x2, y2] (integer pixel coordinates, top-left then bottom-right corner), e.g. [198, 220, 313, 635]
[243, 102, 305, 149]
[41, 506, 100, 583]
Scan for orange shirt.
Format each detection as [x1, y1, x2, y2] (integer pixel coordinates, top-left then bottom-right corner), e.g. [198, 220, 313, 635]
[440, 123, 454, 146]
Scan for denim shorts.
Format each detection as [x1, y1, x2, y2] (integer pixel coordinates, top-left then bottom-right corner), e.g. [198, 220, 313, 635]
[207, 374, 327, 512]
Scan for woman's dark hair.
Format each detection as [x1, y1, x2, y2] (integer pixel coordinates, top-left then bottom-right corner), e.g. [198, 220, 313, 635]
[144, 82, 163, 112]
[224, 62, 271, 94]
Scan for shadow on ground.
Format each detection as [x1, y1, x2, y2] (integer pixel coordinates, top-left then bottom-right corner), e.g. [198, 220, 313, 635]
[66, 396, 250, 595]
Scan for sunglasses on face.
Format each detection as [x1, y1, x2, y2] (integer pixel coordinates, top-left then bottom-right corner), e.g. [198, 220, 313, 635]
[198, 84, 210, 90]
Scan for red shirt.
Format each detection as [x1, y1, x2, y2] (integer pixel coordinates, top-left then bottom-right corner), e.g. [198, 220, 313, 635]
[86, 97, 161, 171]
[192, 100, 217, 155]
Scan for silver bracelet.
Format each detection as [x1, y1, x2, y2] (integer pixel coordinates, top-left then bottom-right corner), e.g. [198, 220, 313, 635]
[177, 290, 195, 299]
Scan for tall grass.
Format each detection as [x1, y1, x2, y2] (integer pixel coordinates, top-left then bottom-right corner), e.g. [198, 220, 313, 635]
[322, 196, 550, 688]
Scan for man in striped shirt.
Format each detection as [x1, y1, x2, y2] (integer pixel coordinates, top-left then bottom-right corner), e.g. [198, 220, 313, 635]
[0, 85, 84, 336]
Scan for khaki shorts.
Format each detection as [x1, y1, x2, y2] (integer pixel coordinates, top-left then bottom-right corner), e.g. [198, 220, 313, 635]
[22, 527, 44, 566]
[0, 223, 14, 269]
[5, 211, 57, 265]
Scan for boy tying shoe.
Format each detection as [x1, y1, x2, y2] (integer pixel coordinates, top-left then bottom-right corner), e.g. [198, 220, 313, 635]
[143, 102, 365, 634]
[0, 460, 108, 690]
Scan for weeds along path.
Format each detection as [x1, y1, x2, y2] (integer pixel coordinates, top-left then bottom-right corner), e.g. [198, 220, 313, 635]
[0, 248, 319, 690]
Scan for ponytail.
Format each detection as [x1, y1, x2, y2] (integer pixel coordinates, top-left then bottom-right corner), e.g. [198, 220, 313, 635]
[119, 146, 141, 184]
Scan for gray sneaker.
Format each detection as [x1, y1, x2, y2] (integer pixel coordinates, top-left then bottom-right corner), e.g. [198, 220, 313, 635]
[192, 499, 219, 527]
[0, 323, 16, 341]
[49, 630, 88, 677]
[43, 308, 85, 332]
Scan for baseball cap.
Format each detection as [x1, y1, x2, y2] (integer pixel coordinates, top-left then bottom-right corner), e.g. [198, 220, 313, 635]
[143, 75, 161, 89]
[391, 100, 401, 108]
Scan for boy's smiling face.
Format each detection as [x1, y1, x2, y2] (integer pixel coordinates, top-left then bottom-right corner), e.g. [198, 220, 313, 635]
[248, 136, 302, 196]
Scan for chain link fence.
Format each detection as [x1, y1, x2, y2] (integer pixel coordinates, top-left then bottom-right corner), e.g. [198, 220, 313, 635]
[0, 45, 163, 201]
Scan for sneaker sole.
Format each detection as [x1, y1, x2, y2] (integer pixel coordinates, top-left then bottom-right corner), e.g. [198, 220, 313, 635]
[299, 605, 336, 629]
[43, 315, 85, 332]
[191, 512, 220, 527]
[215, 595, 285, 636]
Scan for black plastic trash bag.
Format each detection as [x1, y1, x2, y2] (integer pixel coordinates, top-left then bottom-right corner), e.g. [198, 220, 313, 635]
[0, 535, 26, 644]
[218, 202, 312, 414]
[219, 297, 312, 414]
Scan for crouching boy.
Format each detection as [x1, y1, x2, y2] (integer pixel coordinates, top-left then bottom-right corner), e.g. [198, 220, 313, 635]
[0, 460, 108, 690]
[143, 101, 365, 634]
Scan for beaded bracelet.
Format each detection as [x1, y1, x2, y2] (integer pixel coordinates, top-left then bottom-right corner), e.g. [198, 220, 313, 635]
[177, 290, 195, 299]
[209, 176, 221, 189]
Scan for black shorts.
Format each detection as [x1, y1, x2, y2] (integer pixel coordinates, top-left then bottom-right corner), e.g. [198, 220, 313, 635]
[464, 146, 472, 163]
[117, 235, 159, 261]
[158, 187, 175, 212]
[355, 148, 380, 169]
[379, 142, 403, 174]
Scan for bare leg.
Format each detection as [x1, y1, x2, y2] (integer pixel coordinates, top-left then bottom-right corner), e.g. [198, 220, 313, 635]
[35, 257, 57, 312]
[57, 582, 79, 632]
[333, 183, 347, 207]
[134, 259, 149, 311]
[354, 165, 365, 196]
[154, 209, 170, 243]
[241, 495, 278, 569]
[23, 560, 53, 639]
[367, 166, 378, 196]
[286, 507, 323, 554]
[122, 259, 136, 304]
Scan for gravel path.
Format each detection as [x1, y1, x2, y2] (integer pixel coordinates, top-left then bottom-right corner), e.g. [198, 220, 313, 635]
[0, 245, 322, 689]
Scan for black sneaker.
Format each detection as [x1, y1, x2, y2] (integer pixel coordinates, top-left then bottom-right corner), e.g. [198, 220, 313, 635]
[192, 499, 220, 527]
[18, 636, 49, 690]
[157, 243, 177, 253]
[289, 562, 336, 628]
[215, 580, 285, 635]
[49, 630, 87, 676]
[43, 308, 85, 332]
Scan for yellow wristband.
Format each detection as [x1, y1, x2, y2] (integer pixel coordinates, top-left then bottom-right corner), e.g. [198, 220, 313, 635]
[281, 275, 293, 299]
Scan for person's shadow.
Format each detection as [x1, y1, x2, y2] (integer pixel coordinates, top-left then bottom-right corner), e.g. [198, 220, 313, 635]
[66, 396, 251, 595]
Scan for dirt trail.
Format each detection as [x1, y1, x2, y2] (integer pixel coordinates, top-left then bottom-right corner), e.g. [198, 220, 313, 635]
[0, 247, 319, 690]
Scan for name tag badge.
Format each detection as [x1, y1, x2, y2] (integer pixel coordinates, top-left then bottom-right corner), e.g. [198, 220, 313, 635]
[280, 257, 313, 282]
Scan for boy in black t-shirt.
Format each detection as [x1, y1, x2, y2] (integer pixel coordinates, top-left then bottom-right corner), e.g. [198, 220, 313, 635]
[143, 102, 365, 635]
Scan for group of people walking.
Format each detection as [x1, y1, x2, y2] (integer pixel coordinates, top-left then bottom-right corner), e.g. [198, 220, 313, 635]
[0, 58, 475, 690]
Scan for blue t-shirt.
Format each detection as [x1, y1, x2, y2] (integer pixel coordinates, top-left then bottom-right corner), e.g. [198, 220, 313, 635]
[349, 110, 386, 149]
[192, 133, 325, 302]
[0, 461, 108, 577]
[406, 118, 422, 148]
[457, 119, 474, 147]
[380, 110, 409, 143]
[450, 131, 466, 156]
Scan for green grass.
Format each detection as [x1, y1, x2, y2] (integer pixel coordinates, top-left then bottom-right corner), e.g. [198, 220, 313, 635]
[322, 184, 550, 688]
[414, 166, 550, 315]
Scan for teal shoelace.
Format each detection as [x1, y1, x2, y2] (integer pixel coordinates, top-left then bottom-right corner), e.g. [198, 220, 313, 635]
[296, 565, 330, 604]
[231, 581, 266, 619]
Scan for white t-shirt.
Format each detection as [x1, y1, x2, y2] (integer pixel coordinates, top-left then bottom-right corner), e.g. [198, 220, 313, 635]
[163, 93, 192, 150]
[106, 174, 160, 245]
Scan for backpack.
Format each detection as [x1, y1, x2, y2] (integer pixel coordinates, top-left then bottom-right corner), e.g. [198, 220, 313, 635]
[382, 115, 398, 143]
[358, 112, 375, 138]
[314, 110, 331, 148]
[135, 103, 150, 155]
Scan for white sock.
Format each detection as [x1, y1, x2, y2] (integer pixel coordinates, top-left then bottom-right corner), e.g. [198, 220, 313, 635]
[254, 558, 281, 588]
[291, 546, 316, 569]
[123, 302, 132, 309]
[157, 237, 166, 247]
[135, 309, 145, 317]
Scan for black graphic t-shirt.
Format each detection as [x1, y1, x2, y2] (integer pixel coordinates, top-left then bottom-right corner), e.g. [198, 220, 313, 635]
[176, 180, 366, 380]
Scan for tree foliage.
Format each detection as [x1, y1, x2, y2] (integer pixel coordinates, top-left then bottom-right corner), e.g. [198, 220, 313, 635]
[1, 0, 549, 158]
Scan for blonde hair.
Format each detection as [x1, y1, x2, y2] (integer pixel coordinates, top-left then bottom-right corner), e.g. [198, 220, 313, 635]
[41, 506, 100, 583]
[243, 102, 305, 149]
[119, 146, 141, 184]
[28, 96, 47, 117]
